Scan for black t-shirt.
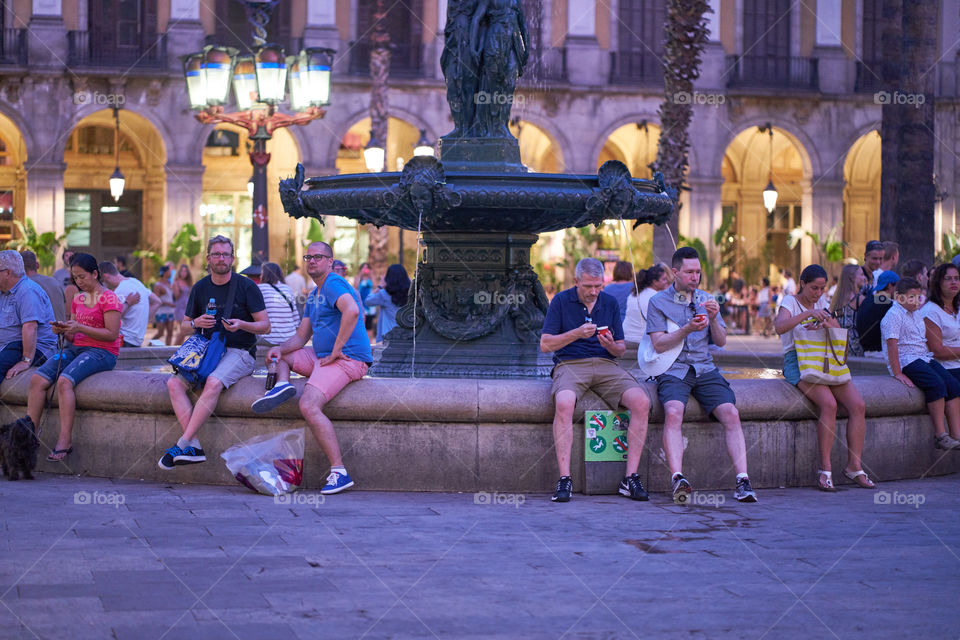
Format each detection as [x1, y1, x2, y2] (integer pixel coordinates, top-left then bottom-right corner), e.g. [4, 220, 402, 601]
[185, 273, 266, 352]
[855, 293, 892, 352]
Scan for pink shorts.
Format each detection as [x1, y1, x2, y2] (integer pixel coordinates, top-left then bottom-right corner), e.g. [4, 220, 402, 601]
[285, 348, 369, 401]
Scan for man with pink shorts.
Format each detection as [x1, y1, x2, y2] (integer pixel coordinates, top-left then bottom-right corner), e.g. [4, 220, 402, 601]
[251, 241, 373, 495]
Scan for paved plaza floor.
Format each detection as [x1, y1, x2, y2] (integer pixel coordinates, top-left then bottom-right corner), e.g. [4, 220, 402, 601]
[1, 473, 958, 639]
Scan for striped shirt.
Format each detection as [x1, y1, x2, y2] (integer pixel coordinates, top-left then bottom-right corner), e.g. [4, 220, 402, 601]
[258, 282, 300, 346]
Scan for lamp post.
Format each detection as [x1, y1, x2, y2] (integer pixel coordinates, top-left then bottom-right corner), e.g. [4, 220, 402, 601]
[110, 106, 125, 201]
[182, 0, 334, 263]
[758, 123, 778, 213]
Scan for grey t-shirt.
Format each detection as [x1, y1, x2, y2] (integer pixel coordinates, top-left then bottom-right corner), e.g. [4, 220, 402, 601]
[0, 276, 58, 358]
[28, 273, 66, 322]
[646, 284, 725, 379]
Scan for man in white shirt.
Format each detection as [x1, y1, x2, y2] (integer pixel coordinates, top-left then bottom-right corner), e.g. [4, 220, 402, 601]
[99, 261, 156, 348]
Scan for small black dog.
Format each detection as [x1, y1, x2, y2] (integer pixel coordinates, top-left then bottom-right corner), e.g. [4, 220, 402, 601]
[0, 416, 39, 480]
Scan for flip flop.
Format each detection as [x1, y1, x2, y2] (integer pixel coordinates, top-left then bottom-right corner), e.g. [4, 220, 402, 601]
[46, 447, 73, 462]
[817, 470, 836, 492]
[844, 468, 876, 489]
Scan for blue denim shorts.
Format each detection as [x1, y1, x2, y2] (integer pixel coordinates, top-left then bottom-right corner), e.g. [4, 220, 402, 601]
[782, 349, 801, 386]
[34, 345, 117, 386]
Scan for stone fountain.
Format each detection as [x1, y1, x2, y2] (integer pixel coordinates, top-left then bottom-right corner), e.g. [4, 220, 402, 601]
[280, 0, 674, 377]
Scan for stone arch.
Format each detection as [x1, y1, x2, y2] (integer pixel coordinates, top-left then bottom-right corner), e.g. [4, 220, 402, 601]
[0, 109, 28, 247]
[714, 118, 819, 180]
[323, 106, 443, 170]
[596, 121, 661, 179]
[842, 130, 881, 260]
[505, 111, 570, 172]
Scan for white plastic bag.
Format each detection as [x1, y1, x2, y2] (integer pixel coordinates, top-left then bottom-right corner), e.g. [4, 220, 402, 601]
[221, 428, 305, 496]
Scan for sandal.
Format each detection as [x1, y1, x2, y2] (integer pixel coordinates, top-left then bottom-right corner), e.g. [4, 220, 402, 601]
[843, 468, 876, 489]
[817, 470, 836, 492]
[46, 447, 73, 462]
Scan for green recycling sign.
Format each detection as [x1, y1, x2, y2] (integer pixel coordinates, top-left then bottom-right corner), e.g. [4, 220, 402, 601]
[584, 410, 630, 462]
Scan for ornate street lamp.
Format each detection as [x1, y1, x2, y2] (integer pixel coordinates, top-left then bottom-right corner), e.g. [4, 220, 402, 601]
[364, 130, 386, 173]
[181, 0, 335, 263]
[110, 106, 125, 201]
[758, 123, 778, 213]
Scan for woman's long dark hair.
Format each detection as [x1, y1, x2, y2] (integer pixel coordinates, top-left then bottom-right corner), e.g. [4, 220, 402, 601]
[634, 264, 667, 295]
[384, 263, 411, 306]
[928, 263, 960, 312]
[797, 264, 827, 296]
[69, 252, 102, 284]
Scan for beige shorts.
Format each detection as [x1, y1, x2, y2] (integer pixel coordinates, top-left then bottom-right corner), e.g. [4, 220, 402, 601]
[551, 357, 640, 409]
[207, 347, 256, 389]
[285, 347, 369, 401]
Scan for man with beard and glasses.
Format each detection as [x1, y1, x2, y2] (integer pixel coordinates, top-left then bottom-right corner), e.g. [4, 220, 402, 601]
[250, 242, 373, 495]
[159, 235, 269, 470]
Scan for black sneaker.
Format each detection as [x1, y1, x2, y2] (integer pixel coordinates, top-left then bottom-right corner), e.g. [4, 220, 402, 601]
[173, 446, 206, 465]
[618, 474, 649, 501]
[158, 445, 181, 471]
[735, 476, 758, 502]
[672, 474, 692, 505]
[551, 476, 573, 502]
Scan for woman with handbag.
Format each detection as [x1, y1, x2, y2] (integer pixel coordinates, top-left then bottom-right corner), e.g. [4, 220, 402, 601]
[257, 263, 300, 346]
[775, 264, 874, 491]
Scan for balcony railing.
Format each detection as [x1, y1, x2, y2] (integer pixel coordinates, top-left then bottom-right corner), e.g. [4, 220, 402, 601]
[67, 30, 168, 69]
[0, 29, 27, 65]
[724, 55, 818, 90]
[608, 50, 665, 86]
[854, 60, 883, 93]
[347, 41, 423, 79]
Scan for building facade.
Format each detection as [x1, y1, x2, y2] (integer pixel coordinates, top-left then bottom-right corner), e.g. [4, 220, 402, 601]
[1, 0, 958, 283]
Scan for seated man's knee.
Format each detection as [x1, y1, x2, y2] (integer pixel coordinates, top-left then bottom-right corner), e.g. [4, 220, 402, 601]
[663, 401, 685, 422]
[623, 388, 650, 413]
[55, 376, 73, 391]
[202, 378, 224, 396]
[714, 403, 741, 426]
[299, 387, 326, 415]
[166, 375, 186, 394]
[554, 391, 577, 416]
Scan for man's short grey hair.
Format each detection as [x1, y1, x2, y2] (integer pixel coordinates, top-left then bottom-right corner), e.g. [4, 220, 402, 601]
[575, 257, 604, 280]
[0, 250, 25, 277]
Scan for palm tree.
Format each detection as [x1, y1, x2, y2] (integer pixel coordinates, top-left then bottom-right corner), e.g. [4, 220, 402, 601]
[650, 0, 711, 265]
[367, 0, 391, 278]
[879, 0, 937, 265]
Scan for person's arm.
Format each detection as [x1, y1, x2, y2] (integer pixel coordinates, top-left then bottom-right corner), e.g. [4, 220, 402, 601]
[886, 337, 914, 387]
[924, 317, 960, 360]
[69, 309, 121, 343]
[273, 317, 312, 354]
[317, 293, 361, 365]
[223, 309, 270, 335]
[5, 321, 38, 378]
[540, 324, 596, 353]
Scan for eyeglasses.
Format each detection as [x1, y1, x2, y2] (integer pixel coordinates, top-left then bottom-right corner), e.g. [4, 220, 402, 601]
[304, 254, 332, 262]
[208, 252, 233, 260]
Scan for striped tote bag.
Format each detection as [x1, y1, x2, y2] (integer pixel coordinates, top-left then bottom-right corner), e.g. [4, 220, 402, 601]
[795, 327, 851, 385]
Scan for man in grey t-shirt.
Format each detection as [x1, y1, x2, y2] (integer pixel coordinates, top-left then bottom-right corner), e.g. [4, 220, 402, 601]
[0, 250, 57, 381]
[21, 250, 66, 322]
[646, 247, 757, 505]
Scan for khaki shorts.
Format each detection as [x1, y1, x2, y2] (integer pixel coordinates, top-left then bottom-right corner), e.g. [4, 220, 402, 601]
[551, 357, 640, 409]
[207, 347, 256, 389]
[286, 348, 369, 402]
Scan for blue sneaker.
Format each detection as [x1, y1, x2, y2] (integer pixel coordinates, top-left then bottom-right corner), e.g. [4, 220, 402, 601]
[158, 445, 182, 470]
[173, 446, 206, 465]
[251, 382, 297, 414]
[320, 470, 355, 495]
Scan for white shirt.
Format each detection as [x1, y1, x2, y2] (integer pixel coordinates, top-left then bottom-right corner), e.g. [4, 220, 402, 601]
[919, 301, 960, 369]
[881, 301, 932, 374]
[782, 278, 797, 297]
[873, 268, 884, 284]
[623, 288, 657, 344]
[114, 277, 151, 346]
[285, 270, 307, 296]
[778, 294, 829, 353]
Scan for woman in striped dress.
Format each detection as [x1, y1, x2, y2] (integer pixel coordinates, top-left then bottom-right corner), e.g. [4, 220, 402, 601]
[257, 263, 300, 346]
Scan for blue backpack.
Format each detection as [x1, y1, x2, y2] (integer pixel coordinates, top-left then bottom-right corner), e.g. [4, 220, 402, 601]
[168, 273, 239, 389]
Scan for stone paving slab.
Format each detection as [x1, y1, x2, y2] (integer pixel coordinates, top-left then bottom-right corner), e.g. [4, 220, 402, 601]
[0, 473, 958, 639]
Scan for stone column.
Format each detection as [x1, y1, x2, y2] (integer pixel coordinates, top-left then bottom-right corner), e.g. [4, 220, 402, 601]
[28, 0, 67, 69]
[809, 177, 844, 268]
[686, 175, 724, 265]
[304, 0, 341, 51]
[565, 0, 603, 86]
[26, 163, 66, 239]
[164, 164, 205, 252]
[166, 0, 205, 73]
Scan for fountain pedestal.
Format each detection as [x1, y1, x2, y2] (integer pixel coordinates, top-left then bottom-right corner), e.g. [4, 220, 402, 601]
[373, 231, 554, 378]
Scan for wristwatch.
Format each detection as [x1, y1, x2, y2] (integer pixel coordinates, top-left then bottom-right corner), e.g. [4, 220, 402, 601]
[20, 356, 31, 364]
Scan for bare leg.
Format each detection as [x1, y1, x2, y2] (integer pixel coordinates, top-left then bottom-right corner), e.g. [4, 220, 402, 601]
[180, 378, 224, 442]
[945, 397, 960, 439]
[552, 390, 577, 477]
[620, 387, 649, 476]
[798, 381, 838, 472]
[166, 375, 194, 430]
[27, 374, 52, 426]
[299, 385, 343, 467]
[831, 382, 867, 472]
[927, 398, 947, 436]
[52, 377, 76, 453]
[662, 400, 686, 476]
[712, 403, 748, 475]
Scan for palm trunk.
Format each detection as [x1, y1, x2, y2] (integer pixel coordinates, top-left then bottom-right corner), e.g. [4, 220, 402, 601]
[368, 0, 391, 278]
[651, 0, 711, 265]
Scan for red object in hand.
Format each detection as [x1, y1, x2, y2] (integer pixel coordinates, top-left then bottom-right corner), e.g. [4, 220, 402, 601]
[598, 326, 612, 339]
